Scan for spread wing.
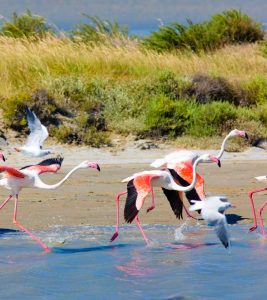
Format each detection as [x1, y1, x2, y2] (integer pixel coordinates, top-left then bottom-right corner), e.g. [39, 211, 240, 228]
[25, 107, 48, 148]
[214, 215, 229, 248]
[0, 165, 26, 178]
[162, 188, 183, 219]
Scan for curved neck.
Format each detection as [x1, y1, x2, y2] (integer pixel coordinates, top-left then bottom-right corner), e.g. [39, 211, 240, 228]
[170, 157, 202, 192]
[34, 165, 82, 189]
[217, 133, 231, 159]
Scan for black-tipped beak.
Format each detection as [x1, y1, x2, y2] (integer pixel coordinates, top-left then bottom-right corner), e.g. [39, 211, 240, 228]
[217, 159, 221, 168]
[97, 164, 101, 171]
[245, 133, 249, 140]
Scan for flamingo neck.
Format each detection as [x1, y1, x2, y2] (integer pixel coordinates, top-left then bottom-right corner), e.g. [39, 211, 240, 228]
[170, 156, 202, 192]
[217, 133, 231, 159]
[34, 165, 82, 189]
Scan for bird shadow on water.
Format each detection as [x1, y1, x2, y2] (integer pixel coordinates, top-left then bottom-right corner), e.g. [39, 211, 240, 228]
[52, 243, 134, 254]
[226, 214, 249, 225]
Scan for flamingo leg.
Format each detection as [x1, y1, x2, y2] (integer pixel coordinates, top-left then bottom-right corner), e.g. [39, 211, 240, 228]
[0, 195, 13, 210]
[13, 195, 50, 252]
[258, 200, 267, 238]
[135, 215, 149, 245]
[146, 187, 155, 213]
[110, 191, 127, 242]
[183, 203, 198, 220]
[248, 188, 267, 232]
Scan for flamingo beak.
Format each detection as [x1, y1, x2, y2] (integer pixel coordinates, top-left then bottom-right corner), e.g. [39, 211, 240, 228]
[245, 132, 249, 140]
[89, 162, 101, 171]
[210, 156, 221, 167]
[0, 153, 5, 162]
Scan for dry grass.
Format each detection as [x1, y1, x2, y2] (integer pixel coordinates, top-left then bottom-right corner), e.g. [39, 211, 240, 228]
[0, 36, 266, 99]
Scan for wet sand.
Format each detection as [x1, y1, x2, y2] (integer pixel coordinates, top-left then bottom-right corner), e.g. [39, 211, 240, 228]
[0, 144, 267, 231]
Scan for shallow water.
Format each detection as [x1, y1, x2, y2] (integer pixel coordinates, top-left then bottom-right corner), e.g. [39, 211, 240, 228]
[0, 224, 266, 300]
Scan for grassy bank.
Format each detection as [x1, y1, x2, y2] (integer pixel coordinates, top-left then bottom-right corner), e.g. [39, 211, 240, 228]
[0, 36, 266, 148]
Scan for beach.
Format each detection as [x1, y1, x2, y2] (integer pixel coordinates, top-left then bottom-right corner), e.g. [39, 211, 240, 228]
[0, 143, 266, 231]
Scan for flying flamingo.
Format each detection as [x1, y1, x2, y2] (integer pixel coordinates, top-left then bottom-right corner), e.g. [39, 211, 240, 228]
[110, 154, 221, 244]
[0, 158, 100, 252]
[14, 107, 52, 157]
[248, 175, 267, 238]
[150, 129, 248, 214]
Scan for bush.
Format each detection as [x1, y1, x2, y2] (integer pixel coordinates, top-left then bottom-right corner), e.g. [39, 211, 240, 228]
[0, 10, 54, 39]
[186, 101, 237, 137]
[144, 95, 193, 136]
[144, 9, 264, 53]
[246, 76, 267, 105]
[186, 73, 238, 104]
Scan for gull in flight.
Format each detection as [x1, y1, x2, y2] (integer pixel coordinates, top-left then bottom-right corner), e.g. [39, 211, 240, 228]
[189, 196, 233, 248]
[15, 107, 52, 157]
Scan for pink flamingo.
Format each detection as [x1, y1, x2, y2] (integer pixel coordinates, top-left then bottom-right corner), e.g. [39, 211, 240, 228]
[110, 154, 220, 244]
[0, 157, 100, 252]
[151, 129, 248, 214]
[248, 175, 267, 237]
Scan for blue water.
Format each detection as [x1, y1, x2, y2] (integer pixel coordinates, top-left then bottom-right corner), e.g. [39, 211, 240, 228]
[0, 224, 266, 300]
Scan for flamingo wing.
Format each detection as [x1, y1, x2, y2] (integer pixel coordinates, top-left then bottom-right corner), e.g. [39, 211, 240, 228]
[162, 188, 183, 219]
[25, 107, 48, 149]
[124, 174, 159, 223]
[0, 166, 26, 178]
[20, 156, 64, 174]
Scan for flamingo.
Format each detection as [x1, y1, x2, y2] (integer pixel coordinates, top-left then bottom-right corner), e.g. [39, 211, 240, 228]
[150, 129, 248, 214]
[110, 154, 221, 244]
[189, 196, 233, 248]
[14, 107, 52, 157]
[248, 175, 267, 238]
[0, 158, 100, 252]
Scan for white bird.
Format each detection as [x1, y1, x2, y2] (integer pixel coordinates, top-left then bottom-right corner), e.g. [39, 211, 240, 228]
[15, 107, 52, 157]
[189, 196, 232, 248]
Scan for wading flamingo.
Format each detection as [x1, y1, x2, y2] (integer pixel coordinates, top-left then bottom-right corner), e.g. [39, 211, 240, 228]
[15, 107, 52, 157]
[0, 158, 100, 252]
[248, 175, 267, 238]
[189, 196, 233, 248]
[151, 129, 248, 214]
[110, 154, 220, 244]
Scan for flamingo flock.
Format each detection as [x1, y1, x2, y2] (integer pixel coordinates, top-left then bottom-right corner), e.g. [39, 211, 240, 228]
[0, 106, 266, 252]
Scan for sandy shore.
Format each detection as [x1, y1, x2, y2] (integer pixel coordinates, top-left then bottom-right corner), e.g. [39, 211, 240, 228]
[0, 143, 267, 231]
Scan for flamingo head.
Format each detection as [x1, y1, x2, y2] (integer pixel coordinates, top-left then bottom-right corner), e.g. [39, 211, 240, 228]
[78, 161, 101, 171]
[0, 153, 5, 162]
[198, 154, 221, 167]
[230, 129, 248, 139]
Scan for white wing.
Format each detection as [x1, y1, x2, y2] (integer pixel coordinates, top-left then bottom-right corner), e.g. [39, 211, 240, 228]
[214, 215, 229, 249]
[25, 107, 49, 148]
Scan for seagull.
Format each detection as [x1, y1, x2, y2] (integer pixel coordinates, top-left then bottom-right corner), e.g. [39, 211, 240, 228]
[189, 196, 232, 248]
[14, 107, 52, 157]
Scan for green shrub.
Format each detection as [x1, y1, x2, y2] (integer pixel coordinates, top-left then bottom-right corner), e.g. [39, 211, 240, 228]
[144, 95, 193, 136]
[186, 101, 237, 137]
[144, 9, 263, 53]
[0, 10, 54, 39]
[246, 76, 267, 105]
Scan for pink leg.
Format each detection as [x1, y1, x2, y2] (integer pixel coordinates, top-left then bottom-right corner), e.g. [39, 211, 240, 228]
[110, 191, 127, 242]
[248, 188, 267, 232]
[147, 187, 155, 213]
[0, 195, 13, 210]
[258, 200, 267, 238]
[13, 195, 50, 252]
[135, 215, 149, 245]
